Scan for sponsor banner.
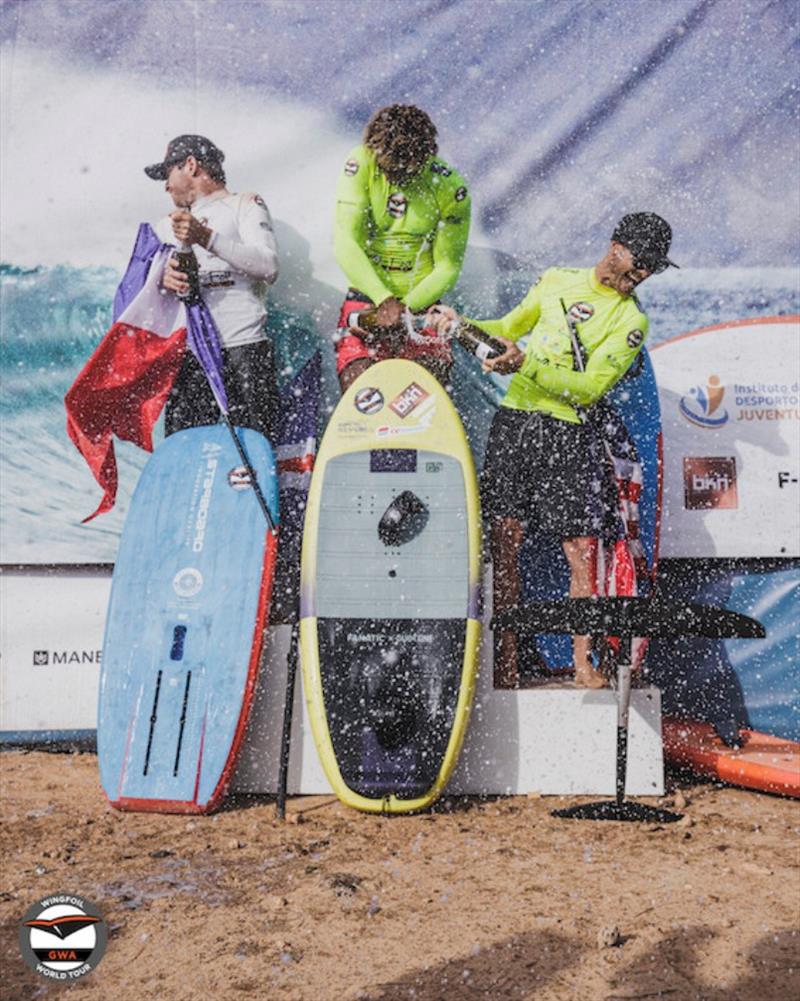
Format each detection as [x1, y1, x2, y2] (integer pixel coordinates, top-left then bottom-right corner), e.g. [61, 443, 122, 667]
[0, 572, 110, 733]
[651, 317, 800, 557]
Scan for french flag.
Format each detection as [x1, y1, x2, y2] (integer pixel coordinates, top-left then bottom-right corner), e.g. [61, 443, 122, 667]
[65, 224, 189, 522]
[66, 224, 321, 551]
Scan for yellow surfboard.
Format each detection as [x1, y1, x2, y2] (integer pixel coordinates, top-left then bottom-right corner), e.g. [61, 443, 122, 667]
[300, 360, 481, 813]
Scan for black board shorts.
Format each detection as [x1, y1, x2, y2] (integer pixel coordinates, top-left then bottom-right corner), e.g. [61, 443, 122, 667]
[165, 338, 278, 440]
[480, 406, 614, 539]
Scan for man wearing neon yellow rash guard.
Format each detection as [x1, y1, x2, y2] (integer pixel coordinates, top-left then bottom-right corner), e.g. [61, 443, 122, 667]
[427, 213, 678, 688]
[333, 104, 471, 390]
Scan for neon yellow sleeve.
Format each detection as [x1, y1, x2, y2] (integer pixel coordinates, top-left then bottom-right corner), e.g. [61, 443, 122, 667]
[467, 278, 545, 342]
[333, 148, 394, 305]
[523, 315, 649, 406]
[404, 176, 471, 312]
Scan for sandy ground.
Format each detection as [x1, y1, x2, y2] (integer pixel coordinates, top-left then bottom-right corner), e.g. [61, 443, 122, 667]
[1, 750, 798, 1001]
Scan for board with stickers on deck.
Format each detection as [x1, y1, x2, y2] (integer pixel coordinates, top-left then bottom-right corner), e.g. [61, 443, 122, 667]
[300, 360, 481, 813]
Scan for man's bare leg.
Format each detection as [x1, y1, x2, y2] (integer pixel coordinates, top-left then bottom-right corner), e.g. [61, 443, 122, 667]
[562, 536, 608, 688]
[491, 517, 525, 688]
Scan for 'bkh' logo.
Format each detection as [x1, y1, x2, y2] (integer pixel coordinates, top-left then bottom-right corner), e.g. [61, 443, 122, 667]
[389, 382, 429, 419]
[683, 457, 738, 510]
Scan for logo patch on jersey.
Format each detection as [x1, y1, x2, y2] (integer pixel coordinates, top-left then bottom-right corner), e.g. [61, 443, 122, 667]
[201, 270, 235, 289]
[344, 159, 359, 176]
[430, 161, 452, 177]
[253, 195, 268, 209]
[454, 186, 468, 201]
[387, 193, 407, 218]
[626, 329, 644, 349]
[568, 301, 594, 323]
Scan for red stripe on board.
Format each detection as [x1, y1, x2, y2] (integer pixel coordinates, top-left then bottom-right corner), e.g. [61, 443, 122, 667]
[111, 796, 207, 815]
[201, 525, 280, 814]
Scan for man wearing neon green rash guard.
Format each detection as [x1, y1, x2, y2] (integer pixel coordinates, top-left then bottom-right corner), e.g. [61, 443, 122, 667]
[426, 213, 678, 688]
[333, 104, 471, 390]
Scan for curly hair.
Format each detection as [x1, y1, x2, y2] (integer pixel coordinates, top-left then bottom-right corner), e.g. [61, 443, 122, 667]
[363, 105, 438, 167]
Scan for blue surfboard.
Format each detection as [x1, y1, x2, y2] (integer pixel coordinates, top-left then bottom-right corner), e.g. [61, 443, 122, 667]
[520, 349, 662, 671]
[98, 425, 279, 814]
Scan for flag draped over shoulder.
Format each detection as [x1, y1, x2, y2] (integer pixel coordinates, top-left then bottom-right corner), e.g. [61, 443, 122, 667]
[65, 224, 188, 522]
[66, 223, 321, 547]
[66, 224, 236, 523]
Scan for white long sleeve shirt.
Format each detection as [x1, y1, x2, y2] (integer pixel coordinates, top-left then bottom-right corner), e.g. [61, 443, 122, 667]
[155, 189, 279, 348]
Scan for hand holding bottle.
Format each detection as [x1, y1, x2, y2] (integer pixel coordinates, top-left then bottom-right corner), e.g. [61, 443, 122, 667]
[424, 305, 509, 365]
[169, 210, 212, 249]
[424, 304, 459, 336]
[480, 337, 524, 374]
[162, 255, 192, 296]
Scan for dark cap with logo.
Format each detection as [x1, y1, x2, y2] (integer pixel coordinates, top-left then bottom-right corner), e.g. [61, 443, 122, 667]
[611, 212, 678, 271]
[144, 135, 225, 180]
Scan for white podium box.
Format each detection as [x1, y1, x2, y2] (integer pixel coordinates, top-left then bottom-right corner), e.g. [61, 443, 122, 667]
[0, 570, 664, 797]
[0, 569, 109, 738]
[232, 624, 665, 798]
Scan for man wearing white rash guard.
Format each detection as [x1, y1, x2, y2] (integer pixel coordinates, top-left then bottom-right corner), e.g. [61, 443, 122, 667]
[144, 134, 279, 438]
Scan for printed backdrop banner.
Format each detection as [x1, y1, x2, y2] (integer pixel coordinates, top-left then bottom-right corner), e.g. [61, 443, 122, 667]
[651, 318, 800, 559]
[1, 0, 798, 565]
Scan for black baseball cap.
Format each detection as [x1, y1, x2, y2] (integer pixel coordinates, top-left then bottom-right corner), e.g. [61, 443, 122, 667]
[144, 135, 225, 180]
[611, 213, 678, 271]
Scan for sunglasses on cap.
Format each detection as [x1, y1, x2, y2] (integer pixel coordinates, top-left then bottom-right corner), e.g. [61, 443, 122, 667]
[620, 242, 670, 274]
[631, 255, 669, 275]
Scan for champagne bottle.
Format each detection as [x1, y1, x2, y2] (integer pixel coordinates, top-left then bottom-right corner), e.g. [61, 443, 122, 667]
[347, 306, 396, 345]
[347, 308, 375, 331]
[448, 320, 506, 362]
[173, 241, 201, 306]
[402, 310, 506, 359]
